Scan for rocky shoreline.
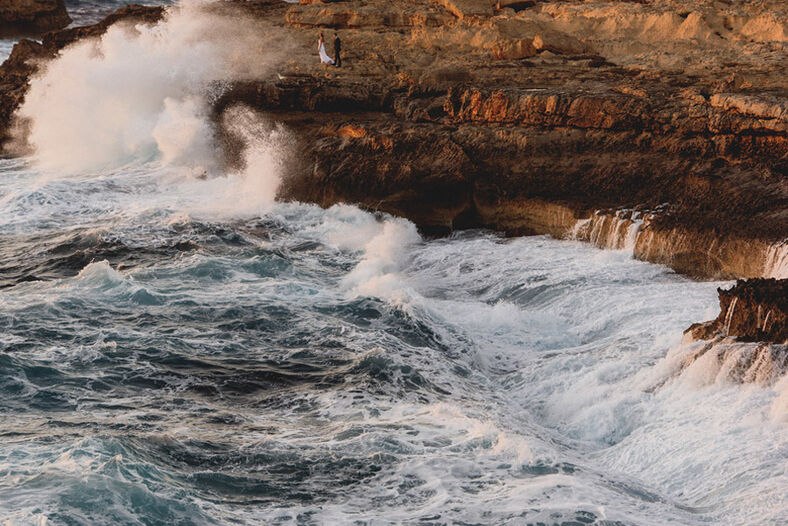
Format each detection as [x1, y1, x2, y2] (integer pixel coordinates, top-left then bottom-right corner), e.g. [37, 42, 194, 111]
[219, 0, 786, 283]
[0, 0, 70, 37]
[0, 0, 785, 345]
[688, 278, 788, 343]
[679, 279, 788, 383]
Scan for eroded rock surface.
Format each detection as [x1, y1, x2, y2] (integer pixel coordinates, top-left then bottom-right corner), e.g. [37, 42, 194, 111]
[680, 279, 788, 384]
[687, 279, 788, 343]
[0, 0, 70, 36]
[0, 0, 786, 282]
[232, 0, 787, 280]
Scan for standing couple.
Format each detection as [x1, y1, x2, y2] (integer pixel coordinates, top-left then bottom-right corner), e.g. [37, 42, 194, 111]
[318, 32, 341, 67]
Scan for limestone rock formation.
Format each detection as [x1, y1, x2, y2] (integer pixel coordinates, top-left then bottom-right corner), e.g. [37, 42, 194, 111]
[0, 0, 71, 36]
[680, 279, 787, 385]
[687, 279, 788, 344]
[439, 0, 493, 20]
[0, 0, 786, 284]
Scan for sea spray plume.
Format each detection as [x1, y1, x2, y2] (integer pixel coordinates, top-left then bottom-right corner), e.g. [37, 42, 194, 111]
[151, 95, 215, 171]
[212, 105, 290, 216]
[134, 104, 291, 219]
[14, 0, 291, 175]
[343, 218, 422, 301]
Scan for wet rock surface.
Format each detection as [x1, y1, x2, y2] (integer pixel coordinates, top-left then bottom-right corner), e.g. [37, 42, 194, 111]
[681, 278, 787, 384]
[0, 0, 786, 282]
[0, 0, 71, 36]
[687, 278, 788, 344]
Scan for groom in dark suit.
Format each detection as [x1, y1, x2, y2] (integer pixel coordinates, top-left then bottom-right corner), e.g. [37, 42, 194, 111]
[333, 32, 342, 68]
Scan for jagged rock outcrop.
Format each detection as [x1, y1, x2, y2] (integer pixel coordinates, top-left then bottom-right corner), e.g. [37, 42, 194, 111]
[687, 279, 788, 344]
[0, 0, 787, 282]
[0, 0, 70, 36]
[679, 279, 787, 385]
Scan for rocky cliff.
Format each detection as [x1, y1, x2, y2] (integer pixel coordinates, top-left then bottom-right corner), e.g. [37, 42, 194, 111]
[688, 279, 788, 344]
[0, 0, 786, 283]
[679, 279, 787, 384]
[221, 0, 786, 281]
[0, 0, 71, 36]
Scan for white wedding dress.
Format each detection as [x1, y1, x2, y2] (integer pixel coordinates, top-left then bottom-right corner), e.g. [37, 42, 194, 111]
[318, 41, 334, 65]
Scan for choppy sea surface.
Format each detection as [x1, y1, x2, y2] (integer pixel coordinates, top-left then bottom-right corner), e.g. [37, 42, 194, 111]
[1, 156, 787, 525]
[1, 0, 788, 523]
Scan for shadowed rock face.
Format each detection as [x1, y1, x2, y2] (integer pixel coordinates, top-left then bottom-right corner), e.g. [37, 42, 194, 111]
[215, 0, 788, 280]
[681, 279, 787, 384]
[687, 279, 788, 344]
[0, 0, 786, 283]
[0, 0, 71, 36]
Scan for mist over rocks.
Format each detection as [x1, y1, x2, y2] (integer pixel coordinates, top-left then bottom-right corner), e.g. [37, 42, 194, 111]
[0, 0, 786, 285]
[0, 0, 71, 36]
[0, 4, 166, 152]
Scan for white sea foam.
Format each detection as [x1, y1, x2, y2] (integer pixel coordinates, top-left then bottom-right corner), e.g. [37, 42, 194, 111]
[1, 193, 786, 523]
[15, 0, 289, 177]
[0, 2, 786, 522]
[342, 218, 421, 300]
[769, 375, 788, 421]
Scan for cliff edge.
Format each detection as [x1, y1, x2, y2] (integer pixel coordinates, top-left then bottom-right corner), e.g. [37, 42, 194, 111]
[0, 0, 786, 283]
[0, 0, 71, 36]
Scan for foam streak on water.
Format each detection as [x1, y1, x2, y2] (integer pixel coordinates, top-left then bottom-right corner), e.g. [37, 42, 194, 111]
[0, 155, 787, 526]
[1, 1, 786, 522]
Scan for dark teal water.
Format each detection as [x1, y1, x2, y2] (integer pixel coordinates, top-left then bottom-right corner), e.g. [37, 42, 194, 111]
[1, 0, 787, 521]
[1, 158, 786, 525]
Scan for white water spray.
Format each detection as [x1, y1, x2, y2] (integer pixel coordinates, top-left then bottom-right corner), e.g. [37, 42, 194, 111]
[15, 0, 289, 176]
[190, 105, 290, 216]
[343, 217, 421, 301]
[764, 241, 788, 279]
[571, 210, 644, 253]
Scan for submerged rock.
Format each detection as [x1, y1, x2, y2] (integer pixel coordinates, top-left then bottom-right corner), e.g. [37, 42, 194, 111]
[672, 337, 788, 386]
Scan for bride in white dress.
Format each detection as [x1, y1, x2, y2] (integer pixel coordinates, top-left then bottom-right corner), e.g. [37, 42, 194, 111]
[318, 33, 334, 65]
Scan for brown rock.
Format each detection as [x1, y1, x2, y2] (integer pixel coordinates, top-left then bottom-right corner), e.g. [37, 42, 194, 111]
[686, 279, 788, 344]
[439, 0, 493, 20]
[337, 124, 367, 138]
[0, 0, 70, 36]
